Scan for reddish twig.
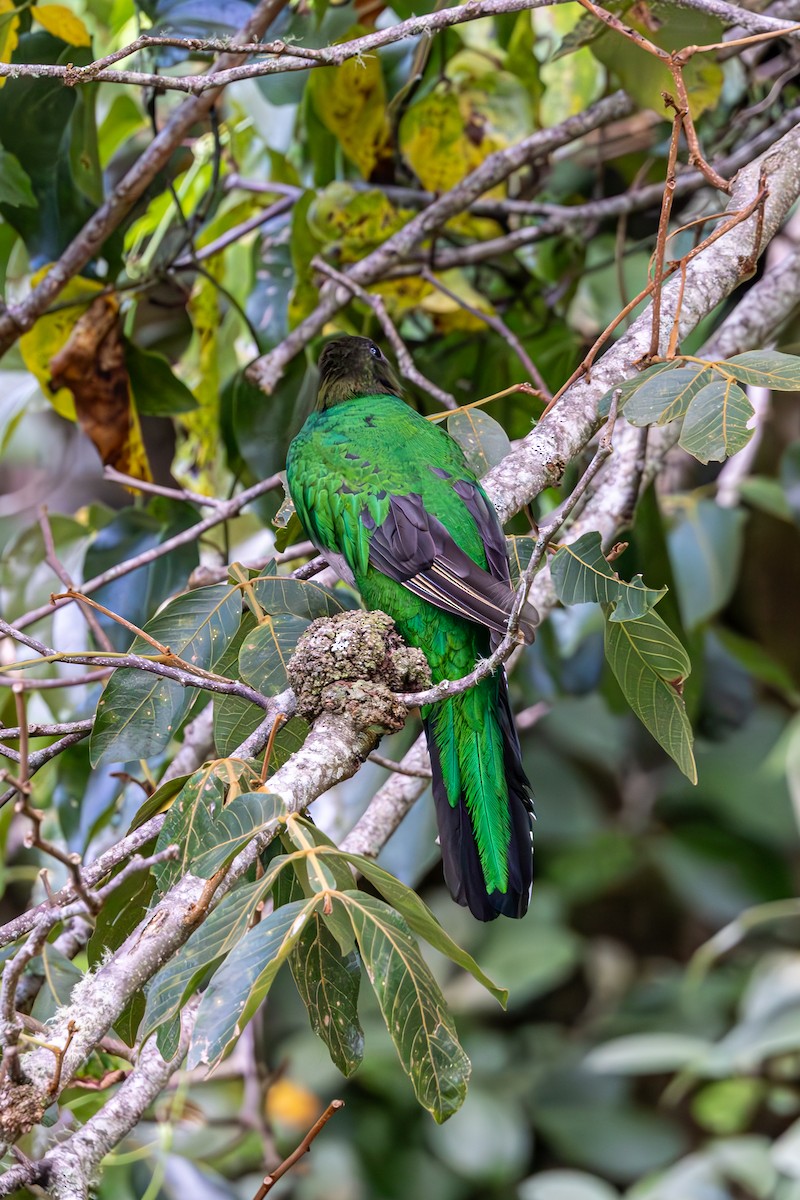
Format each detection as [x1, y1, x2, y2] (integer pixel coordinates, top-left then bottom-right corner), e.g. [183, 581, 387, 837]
[252, 1099, 345, 1199]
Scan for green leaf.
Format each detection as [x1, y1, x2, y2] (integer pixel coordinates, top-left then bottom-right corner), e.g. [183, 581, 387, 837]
[189, 897, 316, 1068]
[88, 858, 156, 967]
[584, 1033, 710, 1074]
[534, 5, 605, 127]
[238, 613, 310, 697]
[624, 365, 713, 427]
[248, 574, 348, 620]
[519, 1170, 619, 1200]
[335, 891, 471, 1123]
[141, 874, 278, 1041]
[598, 361, 676, 417]
[90, 584, 241, 765]
[213, 611, 262, 756]
[590, 7, 723, 119]
[339, 851, 507, 1006]
[190, 790, 284, 877]
[446, 409, 512, 476]
[679, 378, 754, 464]
[507, 535, 537, 587]
[0, 149, 36, 207]
[723, 350, 800, 390]
[127, 773, 189, 832]
[737, 476, 793, 523]
[551, 532, 667, 620]
[290, 912, 364, 1076]
[668, 500, 746, 630]
[603, 608, 696, 782]
[124, 340, 198, 416]
[152, 763, 225, 895]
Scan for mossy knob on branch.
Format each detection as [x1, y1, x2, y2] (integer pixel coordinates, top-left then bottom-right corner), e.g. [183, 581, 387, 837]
[287, 610, 431, 731]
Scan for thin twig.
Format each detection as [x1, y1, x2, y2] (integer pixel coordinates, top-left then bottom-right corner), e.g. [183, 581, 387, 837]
[368, 752, 432, 778]
[419, 268, 552, 400]
[252, 1099, 345, 1199]
[9, 473, 283, 632]
[312, 258, 457, 409]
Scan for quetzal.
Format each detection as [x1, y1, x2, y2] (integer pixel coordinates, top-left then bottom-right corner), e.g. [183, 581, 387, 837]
[286, 336, 536, 920]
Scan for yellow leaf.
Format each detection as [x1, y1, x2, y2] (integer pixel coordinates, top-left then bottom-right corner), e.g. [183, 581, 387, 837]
[308, 183, 410, 263]
[0, 0, 20, 90]
[419, 269, 494, 333]
[307, 26, 391, 179]
[399, 57, 533, 239]
[31, 3, 91, 47]
[174, 274, 223, 491]
[19, 270, 104, 419]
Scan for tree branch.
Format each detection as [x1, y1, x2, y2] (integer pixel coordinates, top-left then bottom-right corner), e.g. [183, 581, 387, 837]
[0, 0, 290, 357]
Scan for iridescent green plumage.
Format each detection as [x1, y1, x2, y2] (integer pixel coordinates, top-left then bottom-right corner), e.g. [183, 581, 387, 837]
[286, 336, 534, 919]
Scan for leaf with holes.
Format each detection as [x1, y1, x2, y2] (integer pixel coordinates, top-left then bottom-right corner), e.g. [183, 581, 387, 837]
[551, 532, 666, 621]
[334, 891, 470, 1122]
[306, 25, 390, 178]
[679, 379, 754, 464]
[624, 366, 714, 427]
[604, 609, 696, 783]
[290, 913, 364, 1076]
[90, 584, 241, 765]
[189, 898, 317, 1068]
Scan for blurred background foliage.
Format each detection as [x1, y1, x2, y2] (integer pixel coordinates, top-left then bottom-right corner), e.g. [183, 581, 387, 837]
[2, 0, 800, 1196]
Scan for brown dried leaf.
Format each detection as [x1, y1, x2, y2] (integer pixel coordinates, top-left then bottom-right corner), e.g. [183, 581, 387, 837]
[48, 296, 151, 481]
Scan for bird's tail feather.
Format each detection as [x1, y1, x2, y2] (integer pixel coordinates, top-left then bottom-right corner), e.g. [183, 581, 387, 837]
[423, 674, 533, 921]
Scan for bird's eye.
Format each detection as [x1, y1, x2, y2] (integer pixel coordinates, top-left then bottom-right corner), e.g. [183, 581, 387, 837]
[370, 344, 381, 358]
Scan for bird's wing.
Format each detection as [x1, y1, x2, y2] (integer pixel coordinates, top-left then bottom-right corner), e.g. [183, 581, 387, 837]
[364, 492, 538, 644]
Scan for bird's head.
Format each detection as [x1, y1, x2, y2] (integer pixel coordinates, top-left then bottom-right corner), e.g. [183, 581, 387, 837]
[316, 336, 403, 409]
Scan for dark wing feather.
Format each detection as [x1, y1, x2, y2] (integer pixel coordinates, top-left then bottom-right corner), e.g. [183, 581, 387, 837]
[365, 493, 538, 643]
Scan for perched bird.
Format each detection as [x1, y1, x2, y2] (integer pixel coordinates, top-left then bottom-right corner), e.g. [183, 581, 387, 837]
[286, 336, 536, 920]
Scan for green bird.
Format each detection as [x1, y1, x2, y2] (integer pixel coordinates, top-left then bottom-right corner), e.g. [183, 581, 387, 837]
[286, 336, 536, 920]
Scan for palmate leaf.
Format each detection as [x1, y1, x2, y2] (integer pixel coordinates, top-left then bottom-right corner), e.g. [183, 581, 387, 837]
[551, 532, 667, 621]
[335, 891, 471, 1123]
[338, 850, 507, 1006]
[290, 913, 364, 1077]
[679, 378, 754, 464]
[603, 608, 697, 783]
[188, 898, 317, 1069]
[90, 584, 241, 765]
[141, 872, 283, 1043]
[153, 759, 258, 894]
[190, 790, 284, 878]
[624, 365, 713, 427]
